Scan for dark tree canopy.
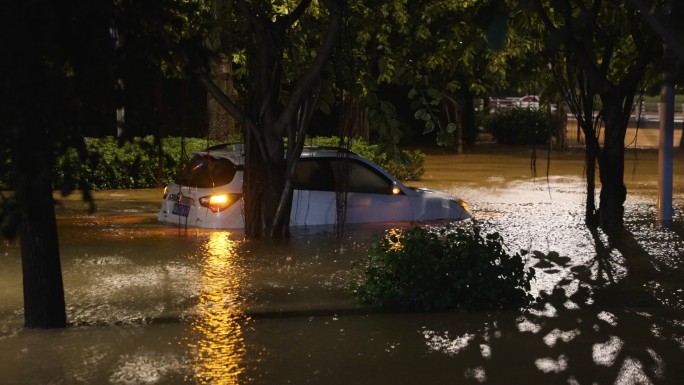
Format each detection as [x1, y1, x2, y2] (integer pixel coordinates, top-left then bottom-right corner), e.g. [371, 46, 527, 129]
[0, 0, 210, 328]
[1, 1, 117, 328]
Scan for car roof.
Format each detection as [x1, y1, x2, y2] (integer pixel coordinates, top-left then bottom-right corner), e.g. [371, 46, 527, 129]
[192, 143, 359, 165]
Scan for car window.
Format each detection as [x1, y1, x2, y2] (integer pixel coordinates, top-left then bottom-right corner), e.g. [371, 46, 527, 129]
[293, 158, 334, 191]
[330, 158, 393, 194]
[175, 155, 238, 188]
[294, 156, 393, 194]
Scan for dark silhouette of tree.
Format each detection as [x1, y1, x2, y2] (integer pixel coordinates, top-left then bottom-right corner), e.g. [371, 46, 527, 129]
[0, 0, 209, 328]
[529, 0, 664, 229]
[1, 1, 118, 328]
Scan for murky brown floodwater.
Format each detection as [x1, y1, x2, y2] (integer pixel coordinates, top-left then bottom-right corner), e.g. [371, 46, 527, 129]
[1, 144, 683, 384]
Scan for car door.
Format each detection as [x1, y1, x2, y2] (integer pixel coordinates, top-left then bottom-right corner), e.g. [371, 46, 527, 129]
[329, 157, 413, 223]
[290, 157, 337, 226]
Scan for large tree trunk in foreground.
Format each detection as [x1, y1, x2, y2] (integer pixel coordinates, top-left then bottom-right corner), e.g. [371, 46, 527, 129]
[14, 132, 67, 329]
[597, 95, 631, 230]
[241, 0, 342, 238]
[243, 133, 290, 238]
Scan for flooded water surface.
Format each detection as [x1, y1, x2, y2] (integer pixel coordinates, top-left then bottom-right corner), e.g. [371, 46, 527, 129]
[1, 145, 683, 384]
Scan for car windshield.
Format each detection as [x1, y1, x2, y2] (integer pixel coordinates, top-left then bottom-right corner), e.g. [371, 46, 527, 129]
[175, 155, 238, 188]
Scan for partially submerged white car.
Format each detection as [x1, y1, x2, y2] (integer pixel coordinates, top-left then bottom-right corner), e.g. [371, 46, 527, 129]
[158, 143, 471, 229]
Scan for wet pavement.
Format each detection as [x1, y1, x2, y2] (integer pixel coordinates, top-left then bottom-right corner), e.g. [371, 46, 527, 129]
[0, 144, 683, 384]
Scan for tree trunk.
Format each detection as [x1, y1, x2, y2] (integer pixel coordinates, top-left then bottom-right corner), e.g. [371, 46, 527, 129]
[339, 96, 368, 140]
[14, 131, 67, 329]
[577, 114, 600, 227]
[584, 136, 599, 226]
[553, 101, 567, 151]
[598, 105, 628, 230]
[207, 59, 240, 140]
[199, 0, 342, 239]
[243, 132, 289, 238]
[459, 86, 477, 145]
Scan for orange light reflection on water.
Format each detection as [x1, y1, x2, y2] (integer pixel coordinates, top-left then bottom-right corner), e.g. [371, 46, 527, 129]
[186, 231, 249, 385]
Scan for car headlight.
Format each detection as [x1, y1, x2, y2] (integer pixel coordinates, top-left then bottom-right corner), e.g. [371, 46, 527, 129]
[455, 199, 470, 214]
[199, 193, 242, 213]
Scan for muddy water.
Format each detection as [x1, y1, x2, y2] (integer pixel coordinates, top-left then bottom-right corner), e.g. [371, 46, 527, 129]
[1, 145, 683, 384]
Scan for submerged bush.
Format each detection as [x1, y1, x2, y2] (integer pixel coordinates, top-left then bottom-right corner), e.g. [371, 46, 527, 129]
[351, 223, 536, 312]
[480, 108, 552, 145]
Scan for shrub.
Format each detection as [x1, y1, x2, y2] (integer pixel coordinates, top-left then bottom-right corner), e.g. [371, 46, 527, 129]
[480, 108, 552, 145]
[53, 136, 219, 190]
[1, 135, 424, 190]
[351, 223, 536, 312]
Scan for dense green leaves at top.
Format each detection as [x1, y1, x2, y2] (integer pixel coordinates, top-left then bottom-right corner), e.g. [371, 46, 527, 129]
[344, 0, 548, 146]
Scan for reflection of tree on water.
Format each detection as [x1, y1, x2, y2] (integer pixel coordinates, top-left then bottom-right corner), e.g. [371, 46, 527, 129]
[420, 227, 684, 384]
[185, 232, 250, 385]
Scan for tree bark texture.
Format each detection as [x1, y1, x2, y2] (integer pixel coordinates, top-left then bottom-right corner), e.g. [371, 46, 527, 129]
[598, 99, 630, 230]
[339, 96, 369, 140]
[207, 59, 240, 140]
[584, 131, 599, 226]
[13, 131, 67, 329]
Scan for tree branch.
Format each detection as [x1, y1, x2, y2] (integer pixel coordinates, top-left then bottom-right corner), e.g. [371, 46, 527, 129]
[282, 0, 313, 26]
[273, 0, 343, 135]
[194, 69, 267, 155]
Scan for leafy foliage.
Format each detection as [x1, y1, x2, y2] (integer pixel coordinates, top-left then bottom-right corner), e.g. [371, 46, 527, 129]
[51, 137, 219, 190]
[480, 108, 552, 145]
[0, 136, 423, 191]
[352, 223, 536, 312]
[347, 0, 542, 146]
[409, 88, 458, 146]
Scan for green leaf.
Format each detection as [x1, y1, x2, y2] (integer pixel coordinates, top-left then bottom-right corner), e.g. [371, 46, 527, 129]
[426, 88, 441, 99]
[320, 101, 331, 115]
[365, 75, 379, 92]
[380, 101, 396, 115]
[424, 120, 435, 133]
[378, 57, 388, 74]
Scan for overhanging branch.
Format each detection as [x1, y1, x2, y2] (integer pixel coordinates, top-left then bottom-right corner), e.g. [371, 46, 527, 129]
[273, 0, 343, 135]
[194, 70, 267, 155]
